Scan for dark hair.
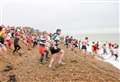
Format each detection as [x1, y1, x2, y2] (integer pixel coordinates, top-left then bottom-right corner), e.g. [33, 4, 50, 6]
[115, 44, 119, 48]
[103, 44, 106, 46]
[56, 29, 61, 33]
[85, 37, 88, 40]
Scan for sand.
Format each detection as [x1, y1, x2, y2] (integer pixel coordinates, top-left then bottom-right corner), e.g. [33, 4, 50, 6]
[0, 42, 120, 82]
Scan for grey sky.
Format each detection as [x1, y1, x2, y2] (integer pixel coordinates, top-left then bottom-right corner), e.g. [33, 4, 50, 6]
[0, 0, 119, 34]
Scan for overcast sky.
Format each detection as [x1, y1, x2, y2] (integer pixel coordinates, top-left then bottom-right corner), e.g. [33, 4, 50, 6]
[0, 0, 119, 34]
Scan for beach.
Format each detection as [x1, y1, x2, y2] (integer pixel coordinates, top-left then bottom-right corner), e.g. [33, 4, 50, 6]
[0, 42, 120, 82]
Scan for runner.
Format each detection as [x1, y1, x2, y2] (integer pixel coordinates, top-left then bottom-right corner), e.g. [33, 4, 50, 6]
[68, 36, 73, 50]
[81, 37, 89, 53]
[102, 43, 108, 55]
[71, 39, 75, 51]
[32, 34, 38, 48]
[0, 26, 5, 44]
[64, 36, 69, 48]
[92, 42, 97, 56]
[111, 44, 119, 61]
[44, 32, 51, 61]
[37, 32, 48, 64]
[26, 33, 32, 50]
[96, 41, 100, 52]
[0, 26, 7, 54]
[78, 40, 81, 49]
[49, 29, 65, 68]
[37, 32, 50, 64]
[5, 31, 12, 49]
[13, 31, 21, 53]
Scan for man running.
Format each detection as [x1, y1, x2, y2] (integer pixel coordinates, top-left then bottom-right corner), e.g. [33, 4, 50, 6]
[49, 29, 65, 68]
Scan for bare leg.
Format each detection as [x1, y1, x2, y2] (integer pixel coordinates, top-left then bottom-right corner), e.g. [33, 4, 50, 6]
[0, 48, 3, 55]
[49, 54, 56, 68]
[58, 49, 65, 64]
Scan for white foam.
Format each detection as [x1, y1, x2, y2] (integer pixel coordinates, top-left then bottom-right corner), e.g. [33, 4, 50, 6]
[87, 43, 120, 70]
[97, 48, 120, 70]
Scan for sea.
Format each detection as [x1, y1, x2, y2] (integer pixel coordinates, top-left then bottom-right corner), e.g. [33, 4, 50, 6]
[72, 33, 120, 44]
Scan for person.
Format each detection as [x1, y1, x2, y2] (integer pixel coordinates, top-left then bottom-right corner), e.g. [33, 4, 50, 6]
[32, 34, 38, 48]
[68, 36, 73, 50]
[26, 33, 32, 50]
[0, 26, 5, 44]
[13, 32, 21, 53]
[64, 36, 69, 48]
[102, 43, 108, 55]
[0, 26, 7, 54]
[71, 39, 78, 51]
[92, 42, 97, 56]
[108, 42, 113, 55]
[5, 31, 12, 48]
[81, 37, 88, 52]
[44, 32, 51, 61]
[37, 32, 48, 64]
[111, 44, 119, 61]
[96, 41, 100, 52]
[49, 29, 65, 68]
[74, 39, 79, 48]
[70, 39, 75, 51]
[78, 40, 81, 49]
[38, 40, 46, 64]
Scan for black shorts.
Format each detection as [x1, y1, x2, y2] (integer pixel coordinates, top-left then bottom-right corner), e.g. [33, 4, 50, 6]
[50, 47, 61, 54]
[114, 54, 118, 57]
[81, 45, 87, 51]
[74, 44, 78, 48]
[0, 37, 4, 44]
